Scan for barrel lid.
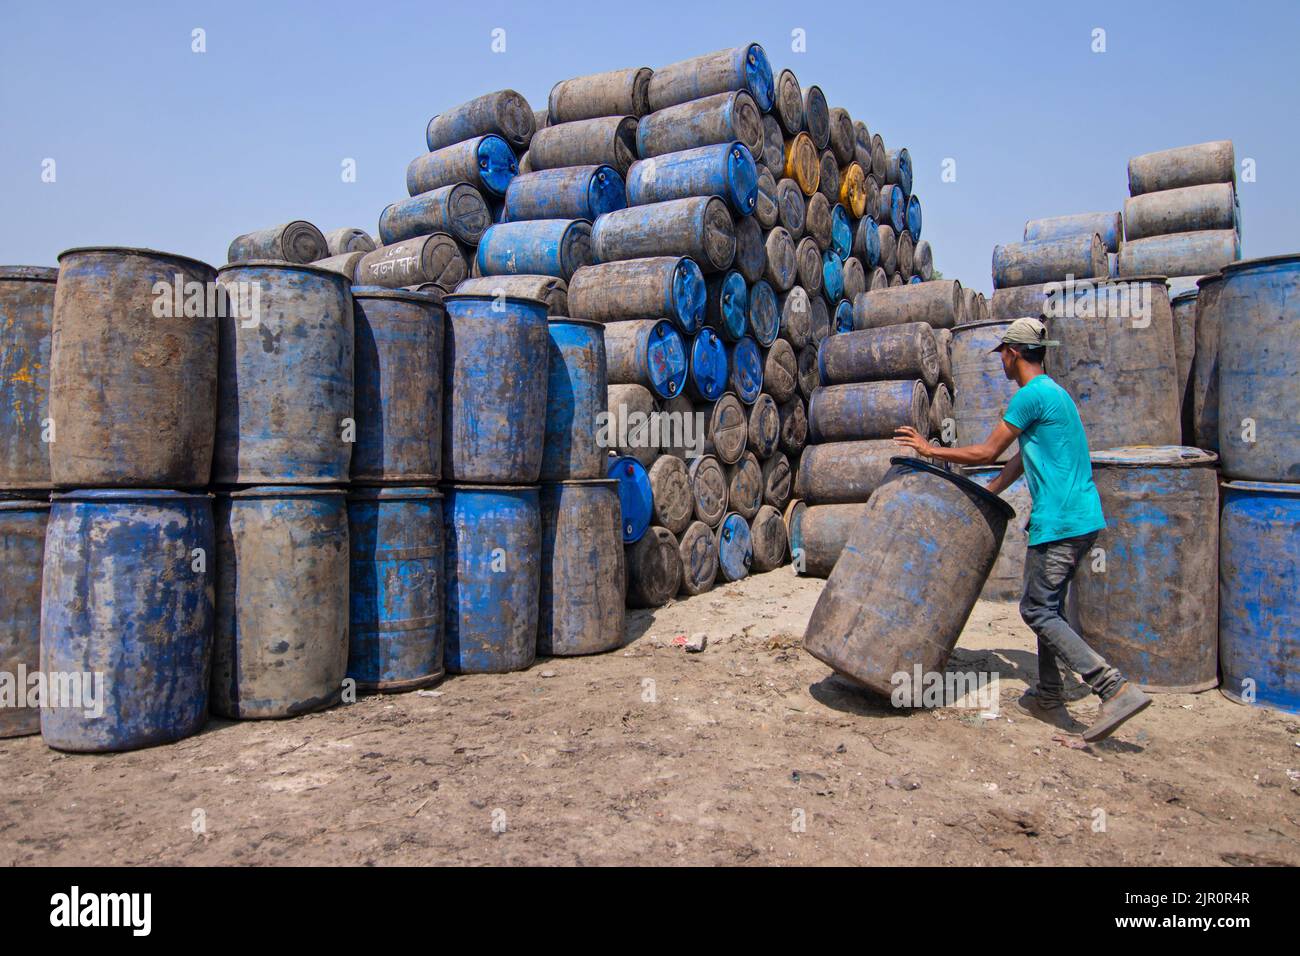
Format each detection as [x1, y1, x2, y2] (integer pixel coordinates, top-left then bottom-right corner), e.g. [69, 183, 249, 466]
[606, 454, 653, 543]
[218, 259, 350, 283]
[475, 134, 519, 197]
[0, 496, 51, 511]
[587, 165, 628, 219]
[688, 453, 722, 478]
[351, 285, 447, 308]
[1090, 445, 1218, 468]
[833, 299, 854, 334]
[60, 246, 216, 276]
[643, 319, 688, 399]
[715, 511, 754, 578]
[219, 486, 346, 499]
[1221, 479, 1300, 497]
[742, 42, 775, 112]
[0, 265, 57, 282]
[54, 488, 214, 503]
[888, 456, 1017, 521]
[830, 205, 852, 260]
[821, 251, 845, 302]
[690, 328, 729, 401]
[725, 142, 759, 215]
[347, 485, 443, 500]
[672, 258, 707, 334]
[728, 336, 763, 405]
[748, 279, 779, 346]
[1221, 253, 1300, 275]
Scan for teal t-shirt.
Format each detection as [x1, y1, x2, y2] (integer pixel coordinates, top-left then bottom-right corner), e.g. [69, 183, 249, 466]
[1002, 374, 1106, 547]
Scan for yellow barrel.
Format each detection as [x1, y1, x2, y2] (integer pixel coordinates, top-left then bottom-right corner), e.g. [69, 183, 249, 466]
[783, 132, 820, 197]
[838, 161, 867, 218]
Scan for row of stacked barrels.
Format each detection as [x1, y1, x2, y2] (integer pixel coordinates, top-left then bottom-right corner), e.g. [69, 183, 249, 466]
[976, 140, 1297, 715]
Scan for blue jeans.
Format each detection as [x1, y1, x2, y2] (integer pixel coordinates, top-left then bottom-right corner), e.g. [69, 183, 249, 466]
[1019, 531, 1124, 702]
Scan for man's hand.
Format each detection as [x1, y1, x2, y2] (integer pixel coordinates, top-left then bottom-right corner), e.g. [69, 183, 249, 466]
[894, 426, 933, 457]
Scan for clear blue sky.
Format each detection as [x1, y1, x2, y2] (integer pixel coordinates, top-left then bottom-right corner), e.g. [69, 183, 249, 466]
[2, 0, 1295, 294]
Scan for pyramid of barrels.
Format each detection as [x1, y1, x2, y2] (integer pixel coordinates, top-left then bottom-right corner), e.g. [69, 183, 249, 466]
[978, 140, 1297, 715]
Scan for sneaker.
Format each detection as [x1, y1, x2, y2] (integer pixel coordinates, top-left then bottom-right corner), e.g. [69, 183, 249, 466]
[1082, 681, 1152, 743]
[1015, 688, 1064, 715]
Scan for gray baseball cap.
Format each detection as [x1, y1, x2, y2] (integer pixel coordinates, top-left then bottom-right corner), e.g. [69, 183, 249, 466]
[990, 316, 1060, 353]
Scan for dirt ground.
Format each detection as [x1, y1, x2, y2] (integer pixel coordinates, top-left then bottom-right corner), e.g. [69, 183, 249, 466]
[2, 567, 1298, 867]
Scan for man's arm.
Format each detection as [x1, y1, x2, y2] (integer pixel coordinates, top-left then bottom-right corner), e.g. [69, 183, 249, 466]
[984, 452, 1023, 495]
[894, 420, 1021, 467]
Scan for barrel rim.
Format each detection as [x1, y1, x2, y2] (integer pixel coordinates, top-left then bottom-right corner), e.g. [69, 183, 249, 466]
[216, 486, 346, 499]
[546, 315, 604, 329]
[0, 496, 51, 511]
[59, 246, 216, 275]
[1196, 271, 1225, 289]
[1169, 287, 1200, 304]
[218, 259, 352, 283]
[1220, 479, 1300, 496]
[442, 290, 551, 312]
[1090, 445, 1218, 468]
[0, 265, 58, 282]
[347, 486, 444, 500]
[888, 456, 1017, 520]
[442, 482, 541, 493]
[351, 284, 447, 308]
[539, 477, 619, 488]
[1221, 253, 1300, 275]
[53, 488, 214, 503]
[951, 317, 1016, 336]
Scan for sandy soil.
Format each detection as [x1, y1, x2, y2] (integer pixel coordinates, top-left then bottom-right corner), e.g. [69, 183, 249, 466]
[2, 567, 1298, 867]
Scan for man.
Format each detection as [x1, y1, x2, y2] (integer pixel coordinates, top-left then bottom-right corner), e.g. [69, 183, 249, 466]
[894, 317, 1151, 743]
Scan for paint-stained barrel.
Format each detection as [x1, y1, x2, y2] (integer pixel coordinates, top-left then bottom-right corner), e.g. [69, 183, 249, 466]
[1045, 276, 1181, 451]
[779, 396, 808, 457]
[426, 89, 534, 152]
[746, 394, 780, 459]
[774, 68, 804, 134]
[784, 132, 820, 197]
[407, 134, 518, 198]
[1170, 289, 1198, 443]
[913, 238, 934, 281]
[993, 234, 1108, 288]
[817, 322, 939, 388]
[1191, 272, 1224, 452]
[1128, 140, 1235, 197]
[603, 318, 688, 400]
[854, 279, 961, 331]
[1118, 230, 1239, 278]
[777, 179, 806, 237]
[0, 267, 56, 490]
[808, 380, 928, 443]
[228, 222, 327, 264]
[313, 251, 365, 282]
[646, 43, 774, 113]
[896, 230, 915, 280]
[779, 286, 811, 349]
[678, 519, 719, 595]
[608, 454, 653, 543]
[51, 248, 218, 488]
[476, 219, 592, 282]
[352, 288, 444, 484]
[212, 487, 348, 719]
[802, 86, 830, 150]
[796, 237, 823, 298]
[1124, 183, 1237, 241]
[876, 224, 897, 275]
[41, 490, 213, 750]
[880, 183, 905, 234]
[830, 206, 853, 262]
[764, 338, 797, 403]
[748, 279, 779, 346]
[839, 163, 867, 219]
[805, 193, 832, 252]
[543, 319, 606, 481]
[797, 345, 820, 400]
[357, 234, 466, 290]
[443, 293, 548, 483]
[688, 454, 728, 526]
[380, 183, 491, 246]
[1070, 447, 1219, 692]
[885, 147, 912, 196]
[549, 67, 653, 124]
[750, 504, 787, 572]
[646, 454, 693, 536]
[529, 116, 639, 176]
[703, 392, 747, 464]
[949, 319, 1019, 461]
[0, 497, 48, 737]
[804, 459, 1013, 694]
[827, 107, 855, 166]
[568, 256, 705, 332]
[765, 227, 797, 292]
[1215, 255, 1300, 482]
[539, 479, 625, 656]
[592, 196, 735, 273]
[636, 90, 764, 159]
[626, 526, 683, 607]
[1023, 210, 1123, 253]
[818, 152, 840, 206]
[961, 467, 1031, 601]
[346, 487, 444, 692]
[1219, 480, 1300, 713]
[214, 262, 352, 485]
[728, 336, 763, 405]
[455, 275, 569, 316]
[733, 217, 765, 284]
[443, 485, 540, 673]
[606, 384, 659, 469]
[760, 451, 792, 510]
[788, 500, 867, 578]
[715, 512, 753, 581]
[755, 167, 779, 230]
[928, 383, 953, 441]
[853, 217, 881, 269]
[687, 327, 728, 402]
[324, 228, 375, 256]
[726, 451, 763, 520]
[794, 440, 904, 505]
[502, 166, 626, 224]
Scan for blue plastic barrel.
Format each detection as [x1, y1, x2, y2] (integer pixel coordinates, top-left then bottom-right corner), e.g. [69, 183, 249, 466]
[443, 484, 540, 674]
[406, 134, 518, 198]
[0, 496, 49, 738]
[443, 293, 550, 483]
[0, 267, 56, 490]
[688, 328, 729, 402]
[728, 336, 763, 405]
[543, 318, 607, 480]
[716, 512, 753, 581]
[352, 287, 444, 484]
[833, 299, 854, 334]
[626, 142, 758, 216]
[647, 43, 774, 113]
[822, 251, 845, 303]
[907, 194, 923, 239]
[503, 165, 626, 222]
[475, 219, 593, 282]
[830, 205, 852, 260]
[1219, 480, 1300, 714]
[347, 487, 444, 692]
[539, 479, 626, 656]
[606, 454, 653, 543]
[706, 270, 749, 342]
[41, 489, 214, 751]
[854, 216, 881, 269]
[748, 279, 779, 346]
[379, 183, 492, 247]
[884, 184, 906, 234]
